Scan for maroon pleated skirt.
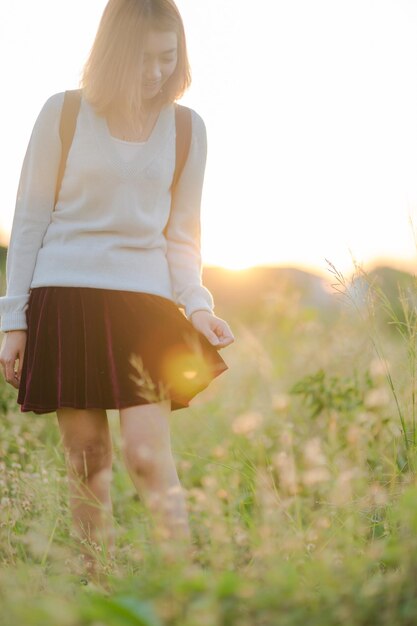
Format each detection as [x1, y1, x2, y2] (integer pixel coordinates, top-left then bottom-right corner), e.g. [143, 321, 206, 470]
[17, 287, 229, 414]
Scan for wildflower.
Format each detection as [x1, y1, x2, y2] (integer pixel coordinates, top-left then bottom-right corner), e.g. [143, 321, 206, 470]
[369, 358, 388, 379]
[187, 488, 207, 503]
[306, 529, 318, 542]
[369, 483, 388, 506]
[212, 445, 227, 458]
[232, 411, 263, 435]
[234, 529, 248, 545]
[271, 392, 290, 412]
[346, 424, 362, 445]
[330, 467, 360, 505]
[316, 516, 331, 529]
[357, 411, 377, 426]
[21, 499, 31, 512]
[201, 476, 217, 489]
[364, 387, 390, 409]
[303, 437, 327, 467]
[302, 467, 331, 486]
[272, 451, 298, 495]
[217, 489, 228, 500]
[280, 430, 294, 447]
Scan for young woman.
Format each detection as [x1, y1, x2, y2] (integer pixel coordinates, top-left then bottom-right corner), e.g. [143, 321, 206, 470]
[0, 0, 234, 569]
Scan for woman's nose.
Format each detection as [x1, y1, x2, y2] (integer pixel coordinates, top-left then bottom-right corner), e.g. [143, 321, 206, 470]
[144, 60, 162, 80]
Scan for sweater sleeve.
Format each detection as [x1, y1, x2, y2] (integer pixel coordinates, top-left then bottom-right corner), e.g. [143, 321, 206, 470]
[165, 109, 215, 320]
[0, 92, 64, 332]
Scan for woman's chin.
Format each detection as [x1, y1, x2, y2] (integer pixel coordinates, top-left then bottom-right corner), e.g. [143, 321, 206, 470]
[142, 85, 162, 99]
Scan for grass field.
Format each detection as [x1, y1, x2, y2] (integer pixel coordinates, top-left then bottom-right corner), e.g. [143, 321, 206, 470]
[1, 260, 417, 625]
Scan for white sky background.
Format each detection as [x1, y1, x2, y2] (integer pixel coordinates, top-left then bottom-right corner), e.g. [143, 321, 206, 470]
[1, 0, 417, 277]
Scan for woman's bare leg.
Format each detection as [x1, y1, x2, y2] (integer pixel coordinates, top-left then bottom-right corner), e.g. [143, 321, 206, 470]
[56, 407, 115, 568]
[119, 400, 192, 558]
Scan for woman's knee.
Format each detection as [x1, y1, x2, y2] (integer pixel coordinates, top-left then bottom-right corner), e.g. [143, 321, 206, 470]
[65, 439, 113, 479]
[122, 441, 172, 478]
[57, 407, 112, 479]
[119, 401, 172, 477]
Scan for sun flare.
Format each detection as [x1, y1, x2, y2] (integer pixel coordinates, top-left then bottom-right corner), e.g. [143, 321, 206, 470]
[202, 242, 260, 271]
[211, 259, 256, 271]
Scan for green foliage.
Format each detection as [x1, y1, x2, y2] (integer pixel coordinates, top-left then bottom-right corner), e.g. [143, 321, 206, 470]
[1, 262, 417, 625]
[0, 375, 16, 417]
[0, 249, 16, 417]
[80, 594, 163, 626]
[290, 368, 373, 419]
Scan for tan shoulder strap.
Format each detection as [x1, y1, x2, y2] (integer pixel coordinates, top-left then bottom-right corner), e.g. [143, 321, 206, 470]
[171, 103, 192, 192]
[54, 89, 82, 208]
[54, 94, 192, 209]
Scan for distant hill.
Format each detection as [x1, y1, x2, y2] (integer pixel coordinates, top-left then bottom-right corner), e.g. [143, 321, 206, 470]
[0, 244, 333, 308]
[367, 265, 417, 296]
[1, 243, 416, 321]
[202, 265, 336, 314]
[349, 265, 417, 327]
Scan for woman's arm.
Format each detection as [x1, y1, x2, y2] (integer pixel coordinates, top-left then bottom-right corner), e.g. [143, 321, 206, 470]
[0, 92, 64, 332]
[165, 111, 234, 349]
[165, 109, 215, 320]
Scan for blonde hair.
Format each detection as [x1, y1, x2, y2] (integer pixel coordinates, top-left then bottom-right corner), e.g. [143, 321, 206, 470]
[80, 0, 191, 126]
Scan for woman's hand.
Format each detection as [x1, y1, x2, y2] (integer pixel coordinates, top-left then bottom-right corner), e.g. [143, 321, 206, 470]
[190, 311, 235, 349]
[0, 330, 27, 389]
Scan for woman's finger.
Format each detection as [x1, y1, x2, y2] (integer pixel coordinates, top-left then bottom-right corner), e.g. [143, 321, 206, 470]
[4, 359, 19, 388]
[207, 330, 221, 346]
[213, 331, 234, 349]
[17, 346, 25, 379]
[5, 359, 14, 383]
[220, 336, 234, 347]
[215, 322, 234, 342]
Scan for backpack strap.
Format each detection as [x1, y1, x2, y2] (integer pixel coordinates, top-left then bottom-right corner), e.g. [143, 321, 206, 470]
[54, 89, 82, 208]
[54, 93, 191, 210]
[171, 103, 192, 192]
[163, 103, 192, 237]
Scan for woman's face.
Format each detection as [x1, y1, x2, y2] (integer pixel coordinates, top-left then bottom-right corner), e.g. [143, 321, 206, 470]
[142, 30, 178, 100]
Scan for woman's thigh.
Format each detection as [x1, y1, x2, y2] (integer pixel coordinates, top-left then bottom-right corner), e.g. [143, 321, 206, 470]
[119, 400, 172, 471]
[56, 408, 112, 474]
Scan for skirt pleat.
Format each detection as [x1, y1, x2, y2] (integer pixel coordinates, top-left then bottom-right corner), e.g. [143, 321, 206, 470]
[17, 287, 229, 414]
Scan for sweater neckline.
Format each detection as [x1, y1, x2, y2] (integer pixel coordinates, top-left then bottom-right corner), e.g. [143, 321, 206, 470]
[110, 135, 146, 146]
[84, 96, 174, 177]
[104, 111, 160, 145]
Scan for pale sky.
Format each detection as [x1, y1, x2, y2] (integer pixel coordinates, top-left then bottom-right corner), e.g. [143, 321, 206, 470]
[1, 0, 417, 277]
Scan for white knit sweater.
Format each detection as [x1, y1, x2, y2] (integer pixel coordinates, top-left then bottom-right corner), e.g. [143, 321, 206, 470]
[0, 91, 215, 332]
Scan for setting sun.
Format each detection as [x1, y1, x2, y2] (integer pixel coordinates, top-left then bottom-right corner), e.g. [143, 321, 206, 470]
[202, 239, 259, 271]
[215, 259, 256, 271]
